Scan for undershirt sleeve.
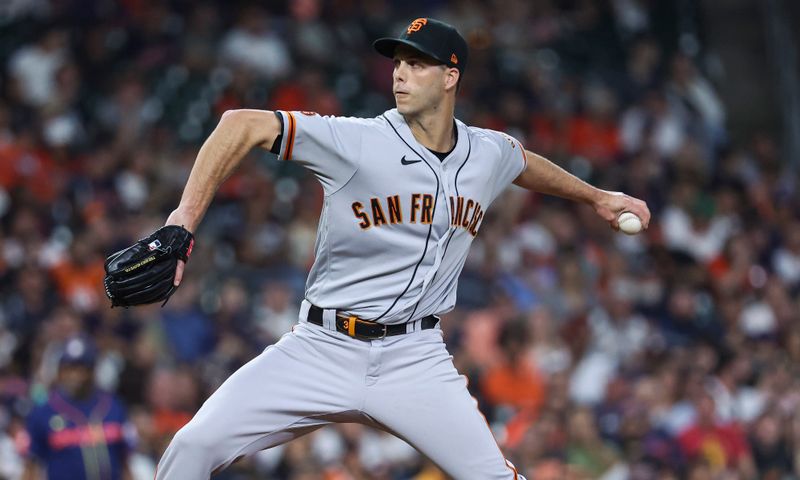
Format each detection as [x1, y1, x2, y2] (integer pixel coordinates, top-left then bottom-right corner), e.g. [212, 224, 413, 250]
[269, 111, 283, 155]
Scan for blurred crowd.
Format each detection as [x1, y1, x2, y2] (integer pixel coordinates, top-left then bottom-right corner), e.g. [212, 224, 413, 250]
[0, 0, 798, 479]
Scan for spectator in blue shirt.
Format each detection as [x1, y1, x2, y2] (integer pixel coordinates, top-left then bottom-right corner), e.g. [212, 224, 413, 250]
[24, 336, 134, 480]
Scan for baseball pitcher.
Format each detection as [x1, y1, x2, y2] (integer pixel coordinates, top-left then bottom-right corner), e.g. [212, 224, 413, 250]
[105, 17, 650, 479]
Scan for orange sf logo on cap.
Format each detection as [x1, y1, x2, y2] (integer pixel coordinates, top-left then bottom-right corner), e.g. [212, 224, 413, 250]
[407, 18, 427, 34]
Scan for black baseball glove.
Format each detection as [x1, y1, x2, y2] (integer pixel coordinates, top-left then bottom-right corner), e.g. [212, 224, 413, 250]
[103, 225, 194, 307]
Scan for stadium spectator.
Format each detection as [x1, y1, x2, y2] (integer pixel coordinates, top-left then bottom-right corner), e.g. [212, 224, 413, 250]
[24, 336, 134, 479]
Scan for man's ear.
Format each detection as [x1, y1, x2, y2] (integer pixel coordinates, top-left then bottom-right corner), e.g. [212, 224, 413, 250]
[444, 67, 460, 92]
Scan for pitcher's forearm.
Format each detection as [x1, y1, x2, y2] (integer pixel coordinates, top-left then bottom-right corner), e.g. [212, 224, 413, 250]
[513, 149, 604, 205]
[514, 148, 651, 229]
[167, 110, 281, 232]
[168, 119, 249, 231]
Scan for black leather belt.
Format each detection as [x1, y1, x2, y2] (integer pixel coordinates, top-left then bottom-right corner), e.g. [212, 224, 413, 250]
[306, 305, 439, 340]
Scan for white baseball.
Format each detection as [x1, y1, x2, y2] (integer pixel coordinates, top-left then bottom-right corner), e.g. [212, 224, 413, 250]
[618, 211, 642, 235]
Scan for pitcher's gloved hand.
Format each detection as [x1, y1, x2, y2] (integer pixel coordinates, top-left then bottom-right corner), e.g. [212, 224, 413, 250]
[103, 225, 194, 307]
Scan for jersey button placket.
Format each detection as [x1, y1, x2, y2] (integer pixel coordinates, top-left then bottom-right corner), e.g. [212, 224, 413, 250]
[437, 164, 455, 245]
[433, 166, 456, 240]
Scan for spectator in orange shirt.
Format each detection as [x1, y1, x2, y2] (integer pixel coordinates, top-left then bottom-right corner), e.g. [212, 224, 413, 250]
[566, 84, 621, 167]
[481, 321, 546, 416]
[0, 131, 64, 204]
[50, 233, 106, 313]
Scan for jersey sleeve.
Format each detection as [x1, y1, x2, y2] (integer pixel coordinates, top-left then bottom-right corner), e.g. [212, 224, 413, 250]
[485, 130, 527, 200]
[274, 111, 362, 194]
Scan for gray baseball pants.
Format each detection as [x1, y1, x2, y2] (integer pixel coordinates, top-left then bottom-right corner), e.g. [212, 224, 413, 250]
[155, 314, 523, 479]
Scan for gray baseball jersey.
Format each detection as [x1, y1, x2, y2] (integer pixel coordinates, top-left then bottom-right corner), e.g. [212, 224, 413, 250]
[155, 109, 528, 480]
[275, 108, 527, 324]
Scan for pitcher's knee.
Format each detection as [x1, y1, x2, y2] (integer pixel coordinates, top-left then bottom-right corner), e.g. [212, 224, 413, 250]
[165, 422, 227, 467]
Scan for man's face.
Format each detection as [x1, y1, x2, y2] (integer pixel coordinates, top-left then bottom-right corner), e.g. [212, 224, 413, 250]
[58, 363, 94, 398]
[392, 45, 454, 116]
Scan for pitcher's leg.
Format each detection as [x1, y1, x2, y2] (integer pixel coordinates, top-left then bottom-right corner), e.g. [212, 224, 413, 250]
[156, 324, 368, 479]
[363, 330, 524, 480]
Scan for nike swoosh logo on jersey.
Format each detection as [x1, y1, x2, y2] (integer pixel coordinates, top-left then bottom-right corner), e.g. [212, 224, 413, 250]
[400, 155, 422, 165]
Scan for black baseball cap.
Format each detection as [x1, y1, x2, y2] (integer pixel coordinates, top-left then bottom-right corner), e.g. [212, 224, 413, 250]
[373, 18, 468, 74]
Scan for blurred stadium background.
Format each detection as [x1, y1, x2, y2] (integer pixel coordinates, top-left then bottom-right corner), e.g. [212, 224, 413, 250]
[1, 0, 800, 479]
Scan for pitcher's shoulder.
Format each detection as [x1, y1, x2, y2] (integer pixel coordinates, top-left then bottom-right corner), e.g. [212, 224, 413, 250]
[464, 124, 514, 142]
[463, 125, 514, 154]
[288, 111, 387, 136]
[335, 113, 390, 130]
[286, 111, 378, 123]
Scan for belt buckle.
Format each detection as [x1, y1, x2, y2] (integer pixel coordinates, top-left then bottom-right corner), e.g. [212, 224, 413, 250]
[342, 315, 387, 340]
[379, 323, 388, 340]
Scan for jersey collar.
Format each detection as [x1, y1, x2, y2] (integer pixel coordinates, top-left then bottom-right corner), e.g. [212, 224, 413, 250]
[384, 109, 468, 166]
